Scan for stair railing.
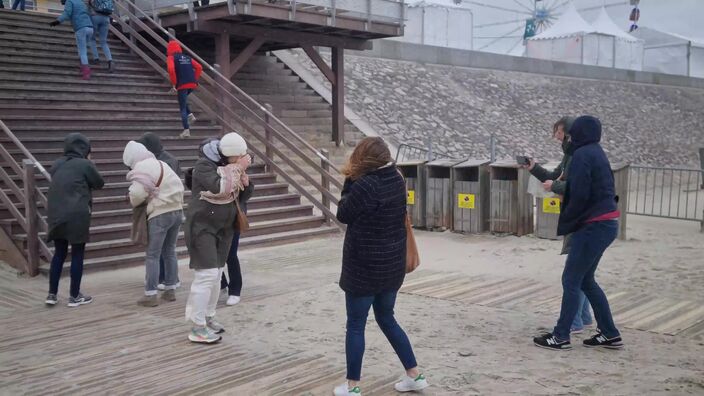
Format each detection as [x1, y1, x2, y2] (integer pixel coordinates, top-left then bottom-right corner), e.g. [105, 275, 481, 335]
[0, 119, 53, 276]
[112, 0, 345, 226]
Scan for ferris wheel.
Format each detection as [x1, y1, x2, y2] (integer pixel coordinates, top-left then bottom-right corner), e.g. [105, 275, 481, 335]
[455, 0, 631, 54]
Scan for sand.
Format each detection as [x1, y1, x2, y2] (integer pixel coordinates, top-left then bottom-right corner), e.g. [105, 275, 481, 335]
[2, 215, 702, 395]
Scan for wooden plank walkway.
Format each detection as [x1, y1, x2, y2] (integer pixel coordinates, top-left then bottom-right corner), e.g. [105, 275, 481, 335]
[0, 257, 402, 396]
[400, 270, 704, 339]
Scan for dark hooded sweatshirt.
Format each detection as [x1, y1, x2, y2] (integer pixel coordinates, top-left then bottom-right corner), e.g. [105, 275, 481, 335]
[557, 116, 617, 236]
[46, 133, 105, 244]
[136, 132, 183, 177]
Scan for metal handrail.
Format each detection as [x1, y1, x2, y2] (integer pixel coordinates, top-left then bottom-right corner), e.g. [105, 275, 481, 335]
[111, 0, 344, 226]
[118, 0, 343, 178]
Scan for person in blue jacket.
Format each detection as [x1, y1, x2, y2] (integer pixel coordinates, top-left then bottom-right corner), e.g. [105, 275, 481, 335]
[533, 115, 624, 351]
[49, 0, 95, 80]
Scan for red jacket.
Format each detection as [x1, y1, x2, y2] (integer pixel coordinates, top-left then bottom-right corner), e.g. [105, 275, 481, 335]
[166, 40, 203, 90]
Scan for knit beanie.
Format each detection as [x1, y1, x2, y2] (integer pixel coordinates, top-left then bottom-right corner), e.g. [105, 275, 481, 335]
[220, 132, 247, 157]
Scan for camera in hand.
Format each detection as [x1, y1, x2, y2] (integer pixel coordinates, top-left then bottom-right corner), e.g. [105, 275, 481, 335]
[516, 155, 531, 166]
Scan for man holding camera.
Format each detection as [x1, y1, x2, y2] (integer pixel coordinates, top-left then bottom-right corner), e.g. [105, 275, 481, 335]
[523, 116, 594, 334]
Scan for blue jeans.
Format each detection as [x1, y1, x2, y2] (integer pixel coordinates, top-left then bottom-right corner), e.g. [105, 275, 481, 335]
[220, 232, 242, 296]
[345, 291, 418, 381]
[553, 220, 620, 341]
[571, 291, 593, 329]
[144, 210, 183, 294]
[12, 0, 25, 10]
[75, 27, 95, 66]
[177, 89, 192, 129]
[89, 15, 113, 62]
[48, 240, 86, 298]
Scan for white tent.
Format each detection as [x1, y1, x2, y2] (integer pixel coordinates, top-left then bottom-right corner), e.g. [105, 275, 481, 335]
[590, 7, 644, 70]
[392, 2, 473, 50]
[631, 27, 704, 78]
[525, 4, 643, 70]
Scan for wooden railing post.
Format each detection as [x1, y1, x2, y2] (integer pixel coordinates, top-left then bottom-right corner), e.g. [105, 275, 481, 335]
[22, 160, 39, 277]
[264, 103, 274, 170]
[128, 1, 137, 50]
[213, 63, 225, 123]
[320, 148, 331, 225]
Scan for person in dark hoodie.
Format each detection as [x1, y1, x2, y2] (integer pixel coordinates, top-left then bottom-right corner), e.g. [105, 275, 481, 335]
[49, 0, 95, 80]
[45, 133, 104, 307]
[533, 115, 623, 351]
[524, 117, 593, 334]
[136, 132, 184, 291]
[166, 40, 203, 139]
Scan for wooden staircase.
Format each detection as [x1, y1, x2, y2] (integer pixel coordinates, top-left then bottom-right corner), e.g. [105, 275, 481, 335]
[0, 9, 339, 274]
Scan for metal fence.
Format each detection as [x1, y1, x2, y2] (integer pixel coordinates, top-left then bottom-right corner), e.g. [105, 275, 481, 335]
[627, 165, 704, 222]
[395, 143, 453, 163]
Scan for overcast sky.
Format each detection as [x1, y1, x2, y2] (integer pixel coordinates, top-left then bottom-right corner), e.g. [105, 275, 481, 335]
[423, 0, 703, 54]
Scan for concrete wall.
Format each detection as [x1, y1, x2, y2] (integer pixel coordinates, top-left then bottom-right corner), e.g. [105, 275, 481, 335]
[350, 39, 704, 90]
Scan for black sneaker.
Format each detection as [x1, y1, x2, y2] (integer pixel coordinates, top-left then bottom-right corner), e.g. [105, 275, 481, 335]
[533, 333, 572, 350]
[583, 333, 624, 349]
[67, 293, 93, 308]
[45, 294, 58, 306]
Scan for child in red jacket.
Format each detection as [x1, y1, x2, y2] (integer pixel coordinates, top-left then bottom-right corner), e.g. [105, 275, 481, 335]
[166, 40, 203, 138]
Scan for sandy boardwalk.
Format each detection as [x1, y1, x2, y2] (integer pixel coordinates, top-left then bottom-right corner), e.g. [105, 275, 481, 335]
[0, 215, 702, 395]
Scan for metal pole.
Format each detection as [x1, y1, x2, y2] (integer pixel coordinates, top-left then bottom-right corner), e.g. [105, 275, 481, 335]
[699, 147, 704, 189]
[426, 138, 433, 161]
[490, 134, 496, 162]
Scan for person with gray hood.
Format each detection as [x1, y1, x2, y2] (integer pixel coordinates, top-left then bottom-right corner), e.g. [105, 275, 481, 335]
[45, 133, 104, 307]
[136, 132, 183, 290]
[184, 133, 251, 344]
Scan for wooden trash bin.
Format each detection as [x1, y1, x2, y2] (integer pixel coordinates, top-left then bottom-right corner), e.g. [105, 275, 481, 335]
[425, 159, 465, 231]
[530, 162, 561, 240]
[398, 160, 427, 229]
[451, 159, 490, 233]
[535, 196, 561, 240]
[489, 161, 534, 236]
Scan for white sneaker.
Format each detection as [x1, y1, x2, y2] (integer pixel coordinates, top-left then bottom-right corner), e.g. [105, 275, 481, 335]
[333, 383, 361, 396]
[394, 374, 429, 392]
[187, 113, 197, 124]
[179, 129, 190, 138]
[226, 296, 241, 306]
[157, 282, 180, 291]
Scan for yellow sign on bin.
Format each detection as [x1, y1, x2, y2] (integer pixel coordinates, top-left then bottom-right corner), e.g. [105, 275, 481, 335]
[543, 197, 561, 214]
[407, 190, 415, 205]
[458, 194, 475, 209]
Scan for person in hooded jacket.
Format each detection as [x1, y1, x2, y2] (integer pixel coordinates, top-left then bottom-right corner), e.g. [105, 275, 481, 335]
[45, 133, 104, 307]
[123, 141, 184, 307]
[533, 115, 623, 351]
[184, 132, 251, 344]
[49, 0, 95, 80]
[523, 117, 593, 334]
[136, 132, 185, 290]
[166, 40, 203, 139]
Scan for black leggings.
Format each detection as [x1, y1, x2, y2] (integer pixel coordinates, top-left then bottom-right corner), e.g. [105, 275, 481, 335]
[49, 239, 86, 298]
[220, 232, 242, 296]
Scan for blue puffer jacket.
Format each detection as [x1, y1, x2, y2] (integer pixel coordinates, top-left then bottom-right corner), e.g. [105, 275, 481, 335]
[557, 116, 618, 236]
[57, 0, 94, 32]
